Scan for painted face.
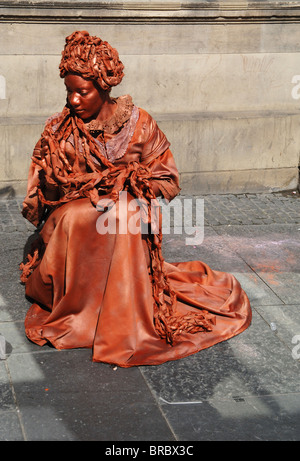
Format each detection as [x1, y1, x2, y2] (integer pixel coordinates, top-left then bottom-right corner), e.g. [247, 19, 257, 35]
[64, 74, 107, 121]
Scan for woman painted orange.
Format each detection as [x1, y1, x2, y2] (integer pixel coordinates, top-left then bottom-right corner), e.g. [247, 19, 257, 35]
[21, 31, 251, 367]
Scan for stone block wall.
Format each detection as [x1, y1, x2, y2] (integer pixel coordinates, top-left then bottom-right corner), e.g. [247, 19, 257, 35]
[0, 0, 299, 196]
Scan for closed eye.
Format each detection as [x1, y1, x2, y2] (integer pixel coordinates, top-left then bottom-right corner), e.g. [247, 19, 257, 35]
[65, 88, 89, 97]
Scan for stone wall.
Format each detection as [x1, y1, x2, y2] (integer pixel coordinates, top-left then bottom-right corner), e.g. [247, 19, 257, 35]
[0, 0, 300, 197]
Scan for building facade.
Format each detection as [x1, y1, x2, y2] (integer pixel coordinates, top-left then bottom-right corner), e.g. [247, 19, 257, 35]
[0, 0, 299, 196]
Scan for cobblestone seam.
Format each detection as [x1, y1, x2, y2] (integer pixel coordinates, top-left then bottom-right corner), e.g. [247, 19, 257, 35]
[0, 193, 299, 233]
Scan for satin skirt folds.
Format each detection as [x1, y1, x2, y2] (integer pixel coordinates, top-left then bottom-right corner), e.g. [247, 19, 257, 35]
[24, 195, 251, 367]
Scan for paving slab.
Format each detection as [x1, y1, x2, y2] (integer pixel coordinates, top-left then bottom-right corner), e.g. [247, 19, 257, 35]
[212, 223, 300, 273]
[163, 230, 285, 307]
[141, 311, 300, 402]
[212, 224, 300, 304]
[163, 226, 251, 272]
[255, 304, 300, 354]
[156, 392, 300, 441]
[140, 311, 300, 440]
[0, 233, 32, 322]
[6, 349, 175, 441]
[0, 360, 15, 412]
[0, 412, 24, 441]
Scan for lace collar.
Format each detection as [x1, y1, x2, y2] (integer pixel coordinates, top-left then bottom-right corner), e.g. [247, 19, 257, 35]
[85, 94, 134, 135]
[94, 105, 139, 163]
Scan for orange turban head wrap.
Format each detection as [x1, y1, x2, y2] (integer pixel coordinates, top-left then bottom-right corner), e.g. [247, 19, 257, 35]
[59, 30, 124, 91]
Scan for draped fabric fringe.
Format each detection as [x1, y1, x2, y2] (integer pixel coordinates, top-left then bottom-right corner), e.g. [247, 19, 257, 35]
[20, 106, 215, 345]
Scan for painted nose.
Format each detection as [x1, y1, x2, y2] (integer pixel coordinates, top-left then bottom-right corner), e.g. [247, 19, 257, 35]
[69, 92, 80, 107]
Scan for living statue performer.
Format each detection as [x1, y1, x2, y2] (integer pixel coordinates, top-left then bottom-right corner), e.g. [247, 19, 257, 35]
[20, 31, 251, 367]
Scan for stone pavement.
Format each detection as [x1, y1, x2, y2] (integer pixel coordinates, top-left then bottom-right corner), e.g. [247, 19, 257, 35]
[0, 191, 300, 442]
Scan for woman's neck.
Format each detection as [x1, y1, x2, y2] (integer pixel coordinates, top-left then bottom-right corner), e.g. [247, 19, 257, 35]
[95, 98, 116, 124]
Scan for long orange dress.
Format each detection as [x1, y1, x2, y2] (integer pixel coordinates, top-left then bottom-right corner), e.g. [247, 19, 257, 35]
[21, 95, 251, 367]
